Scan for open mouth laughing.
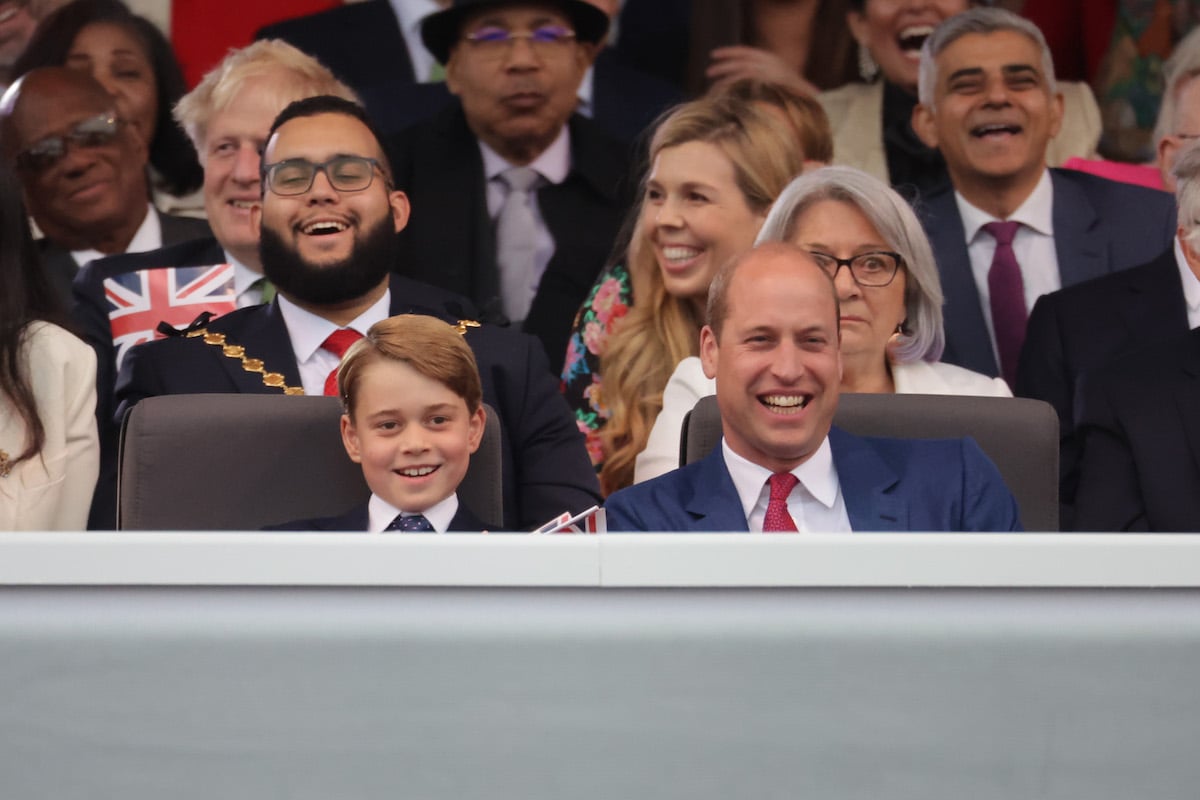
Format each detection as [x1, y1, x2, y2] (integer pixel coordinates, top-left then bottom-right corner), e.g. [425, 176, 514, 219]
[760, 394, 810, 415]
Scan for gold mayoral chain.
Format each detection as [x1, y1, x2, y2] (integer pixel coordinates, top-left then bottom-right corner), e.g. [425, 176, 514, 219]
[183, 318, 482, 395]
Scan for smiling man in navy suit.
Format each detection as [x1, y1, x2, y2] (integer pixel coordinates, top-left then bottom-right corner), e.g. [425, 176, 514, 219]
[603, 243, 1021, 533]
[911, 8, 1175, 385]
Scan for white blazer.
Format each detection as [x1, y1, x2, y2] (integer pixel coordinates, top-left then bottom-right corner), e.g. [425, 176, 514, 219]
[633, 356, 1011, 483]
[0, 322, 99, 530]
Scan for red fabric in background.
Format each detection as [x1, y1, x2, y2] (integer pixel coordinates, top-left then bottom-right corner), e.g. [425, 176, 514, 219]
[1019, 0, 1118, 84]
[170, 0, 340, 88]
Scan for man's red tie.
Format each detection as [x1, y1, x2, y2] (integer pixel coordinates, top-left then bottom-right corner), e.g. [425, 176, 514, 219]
[763, 472, 799, 532]
[982, 220, 1027, 386]
[320, 328, 364, 396]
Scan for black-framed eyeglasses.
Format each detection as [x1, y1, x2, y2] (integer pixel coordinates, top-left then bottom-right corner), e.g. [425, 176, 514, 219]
[261, 156, 388, 196]
[15, 112, 120, 173]
[809, 250, 903, 287]
[462, 24, 577, 59]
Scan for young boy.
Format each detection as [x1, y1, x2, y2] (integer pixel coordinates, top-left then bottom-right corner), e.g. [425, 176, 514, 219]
[272, 314, 493, 532]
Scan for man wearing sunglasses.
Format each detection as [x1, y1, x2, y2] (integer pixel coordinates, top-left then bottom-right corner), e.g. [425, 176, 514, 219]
[385, 0, 630, 374]
[0, 67, 209, 307]
[114, 95, 601, 532]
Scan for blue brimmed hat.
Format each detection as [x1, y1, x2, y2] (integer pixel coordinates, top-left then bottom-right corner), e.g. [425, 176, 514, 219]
[421, 0, 610, 64]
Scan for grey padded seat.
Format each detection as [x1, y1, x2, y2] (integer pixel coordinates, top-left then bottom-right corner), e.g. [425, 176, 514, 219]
[117, 394, 503, 530]
[681, 393, 1060, 531]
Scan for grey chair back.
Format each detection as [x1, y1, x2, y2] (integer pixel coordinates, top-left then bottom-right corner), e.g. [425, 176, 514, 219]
[117, 394, 503, 530]
[681, 393, 1060, 531]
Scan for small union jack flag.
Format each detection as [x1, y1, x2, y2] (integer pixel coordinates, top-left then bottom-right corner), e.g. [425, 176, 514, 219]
[106, 264, 239, 369]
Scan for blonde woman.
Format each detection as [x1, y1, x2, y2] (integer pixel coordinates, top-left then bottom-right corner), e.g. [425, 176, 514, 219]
[561, 89, 809, 494]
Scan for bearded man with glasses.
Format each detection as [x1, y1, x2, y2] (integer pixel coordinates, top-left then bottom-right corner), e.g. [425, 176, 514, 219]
[385, 0, 631, 374]
[0, 67, 209, 306]
[114, 94, 602, 532]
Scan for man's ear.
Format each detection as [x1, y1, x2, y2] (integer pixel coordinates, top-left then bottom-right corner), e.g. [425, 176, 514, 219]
[444, 50, 461, 96]
[466, 405, 486, 454]
[389, 189, 411, 233]
[1048, 90, 1064, 139]
[699, 324, 719, 380]
[911, 102, 939, 149]
[340, 413, 363, 463]
[249, 200, 262, 240]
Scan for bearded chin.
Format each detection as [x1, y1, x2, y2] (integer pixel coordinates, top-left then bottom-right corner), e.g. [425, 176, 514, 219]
[259, 216, 398, 306]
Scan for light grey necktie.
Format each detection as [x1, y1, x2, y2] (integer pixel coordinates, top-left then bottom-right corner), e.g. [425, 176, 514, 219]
[495, 166, 540, 323]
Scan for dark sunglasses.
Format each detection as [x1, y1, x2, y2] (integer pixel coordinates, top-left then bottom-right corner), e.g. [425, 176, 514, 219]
[15, 112, 121, 173]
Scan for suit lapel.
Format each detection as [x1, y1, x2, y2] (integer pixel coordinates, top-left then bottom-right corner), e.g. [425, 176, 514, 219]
[1050, 170, 1107, 287]
[209, 303, 304, 393]
[1174, 332, 1200, 479]
[1117, 250, 1190, 348]
[923, 191, 1000, 376]
[829, 428, 906, 531]
[449, 503, 496, 532]
[681, 449, 752, 531]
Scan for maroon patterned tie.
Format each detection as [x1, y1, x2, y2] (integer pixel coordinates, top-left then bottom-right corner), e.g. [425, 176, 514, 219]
[982, 221, 1027, 386]
[320, 328, 364, 396]
[763, 473, 799, 532]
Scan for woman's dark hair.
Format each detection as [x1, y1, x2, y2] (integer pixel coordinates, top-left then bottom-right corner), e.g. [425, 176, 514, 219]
[0, 163, 66, 467]
[13, 0, 202, 196]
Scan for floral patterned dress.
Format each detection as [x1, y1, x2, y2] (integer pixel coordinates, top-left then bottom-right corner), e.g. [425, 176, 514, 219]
[560, 263, 632, 470]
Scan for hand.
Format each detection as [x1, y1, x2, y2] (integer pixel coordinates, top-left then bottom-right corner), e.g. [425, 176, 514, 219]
[705, 45, 819, 97]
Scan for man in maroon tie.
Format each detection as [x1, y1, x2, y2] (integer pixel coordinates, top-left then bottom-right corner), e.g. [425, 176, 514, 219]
[603, 243, 1021, 532]
[911, 7, 1176, 384]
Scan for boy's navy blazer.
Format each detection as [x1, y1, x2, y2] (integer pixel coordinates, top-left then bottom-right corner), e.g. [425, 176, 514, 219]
[114, 272, 602, 531]
[267, 501, 495, 533]
[920, 168, 1177, 378]
[603, 428, 1023, 532]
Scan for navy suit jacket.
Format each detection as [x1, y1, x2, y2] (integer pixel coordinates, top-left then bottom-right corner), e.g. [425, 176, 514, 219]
[114, 273, 601, 531]
[267, 500, 495, 532]
[257, 0, 680, 142]
[1074, 328, 1200, 531]
[387, 102, 631, 372]
[920, 169, 1176, 378]
[41, 210, 210, 309]
[604, 428, 1023, 532]
[1015, 248, 1187, 519]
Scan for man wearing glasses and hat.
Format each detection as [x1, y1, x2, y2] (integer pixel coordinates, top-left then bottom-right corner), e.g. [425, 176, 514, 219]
[386, 0, 630, 373]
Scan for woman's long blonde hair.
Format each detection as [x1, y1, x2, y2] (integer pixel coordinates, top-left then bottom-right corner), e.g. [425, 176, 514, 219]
[597, 94, 806, 494]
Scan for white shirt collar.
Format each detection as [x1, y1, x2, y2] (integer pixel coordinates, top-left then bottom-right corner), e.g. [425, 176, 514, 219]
[368, 491, 459, 533]
[71, 203, 160, 266]
[956, 169, 1055, 242]
[277, 287, 392, 364]
[479, 123, 571, 185]
[721, 436, 840, 522]
[389, 0, 444, 82]
[1173, 236, 1200, 327]
[223, 249, 265, 300]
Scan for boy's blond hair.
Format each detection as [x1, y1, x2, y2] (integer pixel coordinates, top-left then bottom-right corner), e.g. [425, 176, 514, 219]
[338, 315, 482, 415]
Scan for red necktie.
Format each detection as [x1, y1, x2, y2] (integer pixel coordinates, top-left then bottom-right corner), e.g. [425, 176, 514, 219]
[763, 472, 799, 532]
[320, 328, 364, 396]
[982, 221, 1027, 386]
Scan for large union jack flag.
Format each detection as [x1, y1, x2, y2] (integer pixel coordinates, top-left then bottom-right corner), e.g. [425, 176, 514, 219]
[106, 264, 240, 369]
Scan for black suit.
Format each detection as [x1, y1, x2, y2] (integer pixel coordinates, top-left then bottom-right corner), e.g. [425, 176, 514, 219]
[1015, 248, 1188, 520]
[257, 0, 680, 142]
[919, 169, 1177, 378]
[1074, 328, 1200, 531]
[267, 501, 496, 532]
[40, 209, 211, 309]
[114, 273, 602, 531]
[387, 102, 630, 372]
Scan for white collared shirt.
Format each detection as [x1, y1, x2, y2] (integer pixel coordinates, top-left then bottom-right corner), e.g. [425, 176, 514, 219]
[278, 289, 392, 396]
[1173, 236, 1200, 329]
[721, 439, 851, 533]
[223, 250, 269, 309]
[957, 170, 1060, 362]
[72, 203, 161, 267]
[389, 0, 445, 83]
[368, 491, 459, 533]
[480, 126, 570, 317]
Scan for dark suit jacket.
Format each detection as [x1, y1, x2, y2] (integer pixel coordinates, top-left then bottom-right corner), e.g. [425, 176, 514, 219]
[40, 210, 211, 309]
[388, 102, 630, 373]
[257, 0, 680, 142]
[114, 274, 601, 531]
[267, 500, 496, 532]
[1015, 248, 1187, 519]
[920, 169, 1176, 378]
[1074, 328, 1200, 531]
[603, 428, 1023, 532]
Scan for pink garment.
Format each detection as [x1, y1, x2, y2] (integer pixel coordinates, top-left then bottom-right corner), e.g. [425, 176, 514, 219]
[1061, 157, 1167, 191]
